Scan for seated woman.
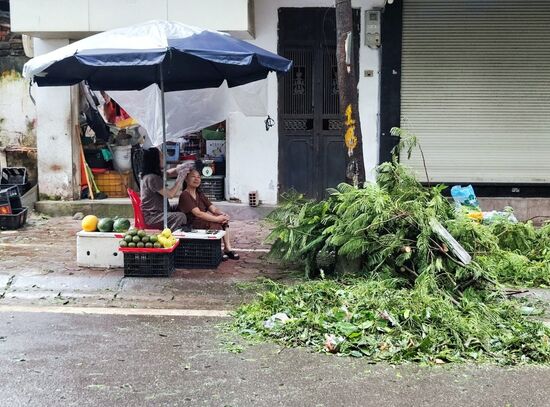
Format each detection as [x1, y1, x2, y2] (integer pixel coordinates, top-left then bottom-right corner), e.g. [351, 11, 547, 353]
[140, 148, 188, 230]
[178, 169, 239, 261]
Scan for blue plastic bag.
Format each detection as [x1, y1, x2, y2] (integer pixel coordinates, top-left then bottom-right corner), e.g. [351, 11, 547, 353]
[450, 185, 480, 210]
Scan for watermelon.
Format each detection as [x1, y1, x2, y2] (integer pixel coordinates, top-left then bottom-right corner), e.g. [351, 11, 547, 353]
[113, 218, 131, 233]
[97, 218, 115, 232]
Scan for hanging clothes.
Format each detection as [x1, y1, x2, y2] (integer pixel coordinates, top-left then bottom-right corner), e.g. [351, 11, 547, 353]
[102, 91, 137, 128]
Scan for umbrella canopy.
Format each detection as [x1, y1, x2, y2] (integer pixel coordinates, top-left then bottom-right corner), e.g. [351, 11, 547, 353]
[23, 20, 291, 230]
[23, 20, 292, 91]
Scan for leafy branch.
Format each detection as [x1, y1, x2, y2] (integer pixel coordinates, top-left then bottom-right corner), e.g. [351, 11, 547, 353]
[390, 127, 431, 186]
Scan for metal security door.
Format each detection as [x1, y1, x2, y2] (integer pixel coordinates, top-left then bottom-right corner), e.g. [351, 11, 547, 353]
[400, 0, 550, 185]
[278, 8, 357, 199]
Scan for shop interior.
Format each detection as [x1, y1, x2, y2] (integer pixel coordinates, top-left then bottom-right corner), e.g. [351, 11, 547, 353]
[79, 85, 227, 202]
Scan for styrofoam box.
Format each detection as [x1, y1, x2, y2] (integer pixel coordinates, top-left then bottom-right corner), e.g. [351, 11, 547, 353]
[173, 229, 225, 240]
[205, 140, 226, 157]
[76, 231, 124, 268]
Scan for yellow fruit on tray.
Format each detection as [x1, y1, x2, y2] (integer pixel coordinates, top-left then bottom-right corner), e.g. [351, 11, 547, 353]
[82, 215, 99, 232]
[157, 234, 177, 248]
[161, 228, 172, 238]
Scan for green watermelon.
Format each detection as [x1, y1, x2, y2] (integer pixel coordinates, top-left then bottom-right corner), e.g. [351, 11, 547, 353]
[113, 218, 131, 233]
[97, 218, 115, 232]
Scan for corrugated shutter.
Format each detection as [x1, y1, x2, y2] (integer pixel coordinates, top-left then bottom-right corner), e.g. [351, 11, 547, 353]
[400, 0, 550, 183]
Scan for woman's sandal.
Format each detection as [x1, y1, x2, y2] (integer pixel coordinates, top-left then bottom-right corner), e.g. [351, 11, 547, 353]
[224, 250, 240, 260]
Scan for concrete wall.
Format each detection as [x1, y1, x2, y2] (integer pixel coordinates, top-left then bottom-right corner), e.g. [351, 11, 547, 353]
[0, 1, 37, 174]
[33, 38, 80, 200]
[226, 0, 385, 204]
[0, 70, 35, 148]
[10, 0, 254, 39]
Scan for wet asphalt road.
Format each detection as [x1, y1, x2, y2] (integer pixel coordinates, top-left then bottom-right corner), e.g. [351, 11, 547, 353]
[1, 311, 550, 407]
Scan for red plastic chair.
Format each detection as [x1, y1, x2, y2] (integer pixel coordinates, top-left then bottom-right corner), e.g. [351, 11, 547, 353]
[127, 188, 147, 229]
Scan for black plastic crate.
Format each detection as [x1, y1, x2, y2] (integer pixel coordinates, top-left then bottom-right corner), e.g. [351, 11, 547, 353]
[123, 251, 175, 277]
[0, 188, 10, 207]
[1, 168, 29, 195]
[0, 186, 21, 210]
[213, 158, 225, 176]
[2, 183, 27, 197]
[0, 207, 28, 230]
[174, 238, 222, 269]
[200, 175, 224, 201]
[1, 167, 27, 185]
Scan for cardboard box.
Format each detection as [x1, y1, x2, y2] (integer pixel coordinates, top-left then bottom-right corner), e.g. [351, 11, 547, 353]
[206, 140, 226, 157]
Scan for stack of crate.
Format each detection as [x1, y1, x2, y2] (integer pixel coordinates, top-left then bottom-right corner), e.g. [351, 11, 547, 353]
[0, 185, 27, 230]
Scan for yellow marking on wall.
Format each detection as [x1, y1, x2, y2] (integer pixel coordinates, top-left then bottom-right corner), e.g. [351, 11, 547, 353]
[344, 104, 357, 155]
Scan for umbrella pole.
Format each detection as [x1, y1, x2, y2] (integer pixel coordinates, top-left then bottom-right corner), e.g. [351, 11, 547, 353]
[159, 65, 168, 230]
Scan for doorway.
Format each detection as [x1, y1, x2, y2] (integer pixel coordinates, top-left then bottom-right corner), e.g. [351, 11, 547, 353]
[278, 7, 360, 199]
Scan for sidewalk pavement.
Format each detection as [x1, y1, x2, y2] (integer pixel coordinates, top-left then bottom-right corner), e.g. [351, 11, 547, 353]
[0, 213, 293, 310]
[2, 213, 549, 321]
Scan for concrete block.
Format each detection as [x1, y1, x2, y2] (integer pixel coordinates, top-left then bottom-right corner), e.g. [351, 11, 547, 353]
[34, 199, 274, 220]
[35, 200, 133, 218]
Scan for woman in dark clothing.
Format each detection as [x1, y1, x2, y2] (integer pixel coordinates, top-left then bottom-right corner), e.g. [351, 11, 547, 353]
[140, 148, 188, 230]
[178, 169, 239, 260]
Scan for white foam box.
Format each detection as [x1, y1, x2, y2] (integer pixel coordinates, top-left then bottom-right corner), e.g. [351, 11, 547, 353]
[76, 231, 124, 268]
[173, 229, 226, 240]
[205, 140, 226, 157]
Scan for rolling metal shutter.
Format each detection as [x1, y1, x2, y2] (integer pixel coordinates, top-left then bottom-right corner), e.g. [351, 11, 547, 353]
[400, 0, 550, 184]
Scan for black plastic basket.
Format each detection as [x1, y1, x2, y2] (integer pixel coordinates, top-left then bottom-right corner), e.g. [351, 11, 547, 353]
[1, 167, 27, 185]
[0, 186, 21, 210]
[0, 188, 10, 207]
[0, 207, 28, 230]
[174, 238, 222, 269]
[1, 168, 29, 195]
[123, 251, 175, 277]
[200, 176, 224, 201]
[2, 183, 29, 196]
[213, 158, 226, 176]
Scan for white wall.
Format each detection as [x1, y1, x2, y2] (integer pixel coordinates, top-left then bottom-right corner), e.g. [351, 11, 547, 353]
[227, 0, 384, 205]
[33, 38, 80, 200]
[11, 0, 254, 39]
[0, 71, 36, 148]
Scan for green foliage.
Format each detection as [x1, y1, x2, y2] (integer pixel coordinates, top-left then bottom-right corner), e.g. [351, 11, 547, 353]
[247, 137, 550, 365]
[233, 277, 550, 364]
[444, 214, 499, 255]
[490, 218, 538, 253]
[266, 162, 550, 290]
[478, 252, 550, 288]
[389, 127, 419, 160]
[267, 162, 489, 298]
[265, 191, 338, 278]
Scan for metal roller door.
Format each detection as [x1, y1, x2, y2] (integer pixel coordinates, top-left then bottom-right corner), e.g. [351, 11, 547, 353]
[400, 0, 550, 184]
